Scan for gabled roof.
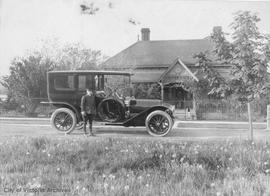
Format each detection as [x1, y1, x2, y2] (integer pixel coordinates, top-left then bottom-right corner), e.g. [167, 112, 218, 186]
[102, 39, 214, 69]
[159, 58, 199, 82]
[130, 63, 232, 83]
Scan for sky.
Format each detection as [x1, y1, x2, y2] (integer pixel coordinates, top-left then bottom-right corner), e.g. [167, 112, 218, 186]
[0, 0, 270, 76]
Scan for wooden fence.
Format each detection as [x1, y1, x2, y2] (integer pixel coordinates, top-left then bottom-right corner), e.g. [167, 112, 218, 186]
[196, 98, 267, 121]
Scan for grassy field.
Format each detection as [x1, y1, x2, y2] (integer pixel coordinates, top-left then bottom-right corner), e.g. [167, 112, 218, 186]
[1, 137, 270, 195]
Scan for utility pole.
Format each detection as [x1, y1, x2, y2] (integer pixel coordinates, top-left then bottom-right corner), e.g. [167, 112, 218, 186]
[266, 105, 270, 130]
[247, 102, 253, 140]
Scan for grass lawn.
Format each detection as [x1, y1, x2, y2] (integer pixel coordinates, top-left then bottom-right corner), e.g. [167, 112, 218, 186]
[1, 136, 270, 195]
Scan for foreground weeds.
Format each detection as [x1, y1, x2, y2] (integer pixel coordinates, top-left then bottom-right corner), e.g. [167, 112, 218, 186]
[1, 137, 270, 195]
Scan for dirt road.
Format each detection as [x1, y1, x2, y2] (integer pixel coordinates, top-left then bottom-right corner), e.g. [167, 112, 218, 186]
[1, 118, 270, 141]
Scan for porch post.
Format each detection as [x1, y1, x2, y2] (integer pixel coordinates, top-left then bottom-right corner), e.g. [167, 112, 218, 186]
[192, 93, 197, 120]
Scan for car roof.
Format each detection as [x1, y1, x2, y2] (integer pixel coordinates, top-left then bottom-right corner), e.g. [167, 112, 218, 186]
[48, 70, 133, 76]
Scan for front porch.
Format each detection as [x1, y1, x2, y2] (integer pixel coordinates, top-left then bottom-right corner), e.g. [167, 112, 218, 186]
[159, 59, 199, 120]
[163, 83, 196, 120]
[131, 58, 199, 120]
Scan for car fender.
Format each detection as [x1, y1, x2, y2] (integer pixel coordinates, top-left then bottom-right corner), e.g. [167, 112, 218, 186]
[41, 101, 81, 121]
[145, 105, 175, 118]
[119, 105, 174, 127]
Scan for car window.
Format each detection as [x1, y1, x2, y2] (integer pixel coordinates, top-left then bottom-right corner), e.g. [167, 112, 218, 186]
[95, 75, 104, 90]
[104, 75, 131, 97]
[54, 75, 75, 91]
[132, 83, 161, 99]
[78, 75, 94, 90]
[78, 75, 87, 90]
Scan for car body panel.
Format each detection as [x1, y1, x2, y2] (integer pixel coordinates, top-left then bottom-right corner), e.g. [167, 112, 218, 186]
[46, 70, 175, 126]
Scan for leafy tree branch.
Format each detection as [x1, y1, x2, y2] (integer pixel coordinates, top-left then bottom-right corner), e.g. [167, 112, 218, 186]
[195, 11, 269, 103]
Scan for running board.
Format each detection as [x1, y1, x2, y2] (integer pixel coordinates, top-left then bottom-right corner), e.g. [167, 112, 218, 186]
[105, 122, 125, 126]
[105, 106, 171, 127]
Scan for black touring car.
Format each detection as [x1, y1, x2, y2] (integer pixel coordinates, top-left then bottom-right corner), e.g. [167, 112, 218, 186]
[43, 70, 175, 137]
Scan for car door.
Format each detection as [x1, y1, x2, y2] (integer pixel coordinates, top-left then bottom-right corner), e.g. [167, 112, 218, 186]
[50, 73, 77, 105]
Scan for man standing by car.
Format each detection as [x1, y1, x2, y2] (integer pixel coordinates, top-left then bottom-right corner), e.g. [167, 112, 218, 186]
[81, 88, 96, 136]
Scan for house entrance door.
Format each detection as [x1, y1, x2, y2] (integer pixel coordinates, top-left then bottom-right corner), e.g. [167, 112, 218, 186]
[163, 84, 193, 109]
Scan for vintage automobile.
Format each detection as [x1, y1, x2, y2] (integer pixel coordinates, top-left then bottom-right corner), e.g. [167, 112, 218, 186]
[43, 70, 175, 137]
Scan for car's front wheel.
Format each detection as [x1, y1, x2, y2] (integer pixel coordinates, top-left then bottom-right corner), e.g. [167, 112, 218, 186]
[50, 108, 77, 134]
[145, 110, 173, 137]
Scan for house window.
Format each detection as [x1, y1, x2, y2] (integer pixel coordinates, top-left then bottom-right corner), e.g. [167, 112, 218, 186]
[54, 75, 75, 91]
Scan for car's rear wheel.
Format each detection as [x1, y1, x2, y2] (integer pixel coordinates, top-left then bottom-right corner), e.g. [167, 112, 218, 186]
[145, 110, 173, 137]
[51, 108, 76, 134]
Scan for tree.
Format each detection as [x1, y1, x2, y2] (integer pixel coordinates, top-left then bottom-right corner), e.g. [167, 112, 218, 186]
[1, 41, 109, 115]
[54, 43, 108, 70]
[0, 53, 54, 115]
[38, 41, 108, 70]
[194, 52, 231, 98]
[229, 11, 269, 103]
[229, 12, 270, 139]
[196, 11, 270, 139]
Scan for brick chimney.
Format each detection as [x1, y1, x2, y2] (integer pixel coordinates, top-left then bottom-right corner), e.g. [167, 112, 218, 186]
[141, 28, 150, 41]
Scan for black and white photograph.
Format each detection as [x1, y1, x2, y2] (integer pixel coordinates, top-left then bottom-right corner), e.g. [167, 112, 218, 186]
[0, 0, 270, 195]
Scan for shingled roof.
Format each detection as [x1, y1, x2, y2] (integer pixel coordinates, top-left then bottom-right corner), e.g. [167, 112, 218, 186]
[130, 59, 232, 83]
[102, 39, 214, 69]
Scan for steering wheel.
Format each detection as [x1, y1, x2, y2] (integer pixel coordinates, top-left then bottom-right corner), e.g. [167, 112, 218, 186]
[95, 91, 106, 98]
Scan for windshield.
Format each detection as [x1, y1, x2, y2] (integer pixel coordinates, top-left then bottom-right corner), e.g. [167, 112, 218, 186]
[104, 74, 131, 97]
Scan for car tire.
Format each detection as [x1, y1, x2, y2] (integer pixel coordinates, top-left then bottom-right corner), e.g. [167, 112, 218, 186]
[145, 110, 173, 137]
[50, 108, 77, 134]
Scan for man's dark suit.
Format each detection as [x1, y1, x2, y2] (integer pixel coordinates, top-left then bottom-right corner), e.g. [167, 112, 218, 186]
[80, 94, 96, 135]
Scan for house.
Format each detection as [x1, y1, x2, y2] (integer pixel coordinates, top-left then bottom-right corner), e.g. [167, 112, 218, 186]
[102, 27, 231, 119]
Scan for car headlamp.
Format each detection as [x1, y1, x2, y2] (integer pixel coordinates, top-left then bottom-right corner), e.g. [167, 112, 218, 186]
[124, 99, 130, 106]
[170, 105, 175, 113]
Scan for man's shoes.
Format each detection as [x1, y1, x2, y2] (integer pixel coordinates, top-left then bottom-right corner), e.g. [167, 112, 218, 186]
[84, 132, 95, 137]
[88, 132, 96, 137]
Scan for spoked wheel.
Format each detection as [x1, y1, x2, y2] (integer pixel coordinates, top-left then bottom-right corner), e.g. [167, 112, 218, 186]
[145, 110, 173, 137]
[50, 108, 76, 134]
